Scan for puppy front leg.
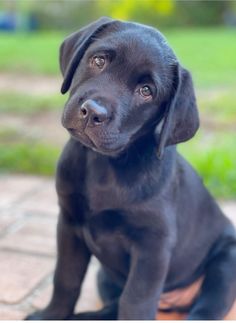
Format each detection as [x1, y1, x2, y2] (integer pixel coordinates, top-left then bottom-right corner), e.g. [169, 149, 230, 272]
[188, 241, 236, 320]
[118, 240, 171, 320]
[26, 213, 91, 320]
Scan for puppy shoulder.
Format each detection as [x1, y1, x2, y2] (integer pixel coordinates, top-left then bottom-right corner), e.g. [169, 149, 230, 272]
[56, 138, 87, 195]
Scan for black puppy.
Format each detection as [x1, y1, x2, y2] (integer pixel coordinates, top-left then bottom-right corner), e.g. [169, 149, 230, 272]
[27, 17, 236, 320]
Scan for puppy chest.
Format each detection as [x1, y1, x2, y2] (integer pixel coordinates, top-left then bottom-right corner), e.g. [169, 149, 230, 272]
[82, 210, 130, 273]
[85, 165, 128, 212]
[87, 184, 126, 211]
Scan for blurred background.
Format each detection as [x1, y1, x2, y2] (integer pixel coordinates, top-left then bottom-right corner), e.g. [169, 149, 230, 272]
[0, 0, 236, 199]
[0, 0, 236, 319]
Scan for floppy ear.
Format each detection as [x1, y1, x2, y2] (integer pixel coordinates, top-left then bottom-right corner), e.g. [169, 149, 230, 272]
[60, 16, 115, 94]
[156, 65, 199, 158]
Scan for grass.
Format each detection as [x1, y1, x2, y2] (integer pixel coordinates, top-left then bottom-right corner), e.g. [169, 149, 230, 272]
[0, 92, 64, 115]
[0, 123, 235, 198]
[198, 88, 236, 124]
[179, 131, 236, 199]
[0, 32, 63, 75]
[0, 126, 60, 175]
[1, 86, 235, 126]
[0, 27, 236, 87]
[0, 27, 235, 198]
[164, 27, 236, 87]
[0, 141, 60, 176]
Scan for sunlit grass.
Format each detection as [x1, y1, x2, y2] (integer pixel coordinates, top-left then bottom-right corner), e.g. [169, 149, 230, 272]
[0, 32, 63, 75]
[0, 125, 235, 198]
[164, 27, 236, 87]
[0, 92, 64, 114]
[179, 131, 236, 199]
[0, 27, 236, 86]
[0, 141, 60, 176]
[0, 27, 235, 198]
[198, 88, 236, 124]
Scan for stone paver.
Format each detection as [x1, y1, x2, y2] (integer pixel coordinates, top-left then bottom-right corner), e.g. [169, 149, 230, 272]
[0, 250, 54, 304]
[0, 216, 57, 256]
[0, 306, 26, 320]
[0, 175, 45, 209]
[31, 257, 102, 313]
[221, 201, 236, 227]
[0, 174, 235, 319]
[0, 212, 19, 233]
[19, 180, 59, 217]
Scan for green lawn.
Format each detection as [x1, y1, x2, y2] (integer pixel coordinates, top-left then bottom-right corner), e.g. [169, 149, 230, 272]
[0, 27, 236, 86]
[0, 28, 235, 199]
[0, 142, 59, 176]
[0, 32, 63, 75]
[0, 92, 64, 115]
[165, 28, 236, 87]
[179, 131, 236, 199]
[198, 87, 236, 124]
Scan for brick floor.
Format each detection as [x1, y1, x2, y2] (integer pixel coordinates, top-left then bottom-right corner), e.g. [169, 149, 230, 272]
[0, 175, 101, 320]
[0, 174, 235, 320]
[0, 250, 54, 304]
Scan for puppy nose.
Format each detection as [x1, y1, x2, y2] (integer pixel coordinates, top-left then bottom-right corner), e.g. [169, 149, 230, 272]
[79, 99, 108, 126]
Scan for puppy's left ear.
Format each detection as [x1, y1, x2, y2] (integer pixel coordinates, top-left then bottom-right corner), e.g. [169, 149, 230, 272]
[156, 65, 199, 158]
[60, 17, 115, 94]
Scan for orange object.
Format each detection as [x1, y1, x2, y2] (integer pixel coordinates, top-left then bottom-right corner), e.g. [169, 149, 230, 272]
[156, 277, 236, 320]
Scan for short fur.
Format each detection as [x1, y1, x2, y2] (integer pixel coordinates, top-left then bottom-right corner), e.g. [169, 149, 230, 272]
[27, 17, 236, 320]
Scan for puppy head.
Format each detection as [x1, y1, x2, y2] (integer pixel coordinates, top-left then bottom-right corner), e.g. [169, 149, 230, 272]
[60, 17, 199, 157]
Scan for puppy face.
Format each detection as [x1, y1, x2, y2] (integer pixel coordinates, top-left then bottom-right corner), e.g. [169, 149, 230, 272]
[60, 18, 199, 157]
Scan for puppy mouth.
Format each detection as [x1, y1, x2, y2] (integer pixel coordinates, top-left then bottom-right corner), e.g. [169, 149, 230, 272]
[68, 128, 94, 147]
[68, 128, 127, 156]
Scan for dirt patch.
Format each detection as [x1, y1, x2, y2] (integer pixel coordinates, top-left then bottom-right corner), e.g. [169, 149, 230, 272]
[0, 73, 61, 95]
[28, 110, 68, 146]
[201, 118, 236, 132]
[1, 73, 235, 148]
[0, 111, 68, 148]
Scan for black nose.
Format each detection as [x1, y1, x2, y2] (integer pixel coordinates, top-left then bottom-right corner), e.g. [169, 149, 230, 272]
[79, 99, 108, 126]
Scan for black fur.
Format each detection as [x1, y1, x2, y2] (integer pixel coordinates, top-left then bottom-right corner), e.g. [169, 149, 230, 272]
[26, 17, 236, 320]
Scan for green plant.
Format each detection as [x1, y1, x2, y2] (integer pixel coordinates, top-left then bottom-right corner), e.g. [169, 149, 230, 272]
[0, 92, 64, 114]
[179, 131, 236, 198]
[0, 142, 60, 176]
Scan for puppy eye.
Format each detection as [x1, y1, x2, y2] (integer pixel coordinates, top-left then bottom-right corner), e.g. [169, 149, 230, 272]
[139, 85, 152, 98]
[91, 55, 106, 69]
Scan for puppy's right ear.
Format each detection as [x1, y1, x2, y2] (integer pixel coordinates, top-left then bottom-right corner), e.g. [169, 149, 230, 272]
[155, 64, 199, 159]
[60, 17, 115, 94]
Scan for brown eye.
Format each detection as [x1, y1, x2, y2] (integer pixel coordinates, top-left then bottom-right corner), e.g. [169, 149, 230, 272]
[91, 56, 106, 69]
[139, 85, 152, 98]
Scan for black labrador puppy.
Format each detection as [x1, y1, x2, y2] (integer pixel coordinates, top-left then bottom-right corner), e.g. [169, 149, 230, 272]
[27, 17, 236, 320]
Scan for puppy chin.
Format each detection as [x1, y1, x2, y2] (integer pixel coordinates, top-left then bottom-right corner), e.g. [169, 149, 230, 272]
[87, 137, 126, 156]
[91, 145, 126, 157]
[69, 129, 128, 157]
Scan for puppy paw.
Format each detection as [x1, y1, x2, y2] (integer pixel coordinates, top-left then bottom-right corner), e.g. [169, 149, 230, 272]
[25, 310, 68, 320]
[25, 310, 47, 320]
